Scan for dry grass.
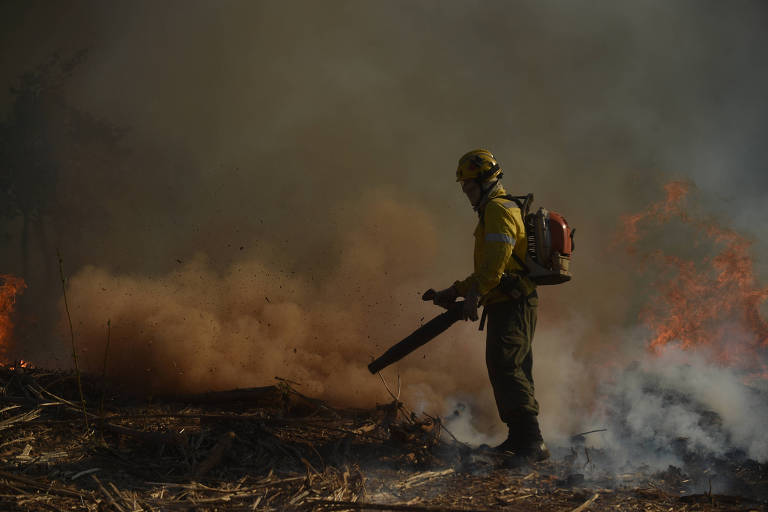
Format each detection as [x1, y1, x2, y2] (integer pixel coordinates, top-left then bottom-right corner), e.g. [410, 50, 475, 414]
[0, 364, 766, 511]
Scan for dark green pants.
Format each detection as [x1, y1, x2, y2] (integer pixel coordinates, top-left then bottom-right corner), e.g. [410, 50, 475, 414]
[485, 294, 539, 423]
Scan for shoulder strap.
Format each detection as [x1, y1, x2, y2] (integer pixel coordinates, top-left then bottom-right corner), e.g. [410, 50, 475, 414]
[500, 193, 534, 275]
[500, 193, 534, 217]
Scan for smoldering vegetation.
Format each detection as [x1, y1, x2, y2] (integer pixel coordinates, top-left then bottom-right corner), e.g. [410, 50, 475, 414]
[594, 350, 768, 465]
[1, 0, 767, 459]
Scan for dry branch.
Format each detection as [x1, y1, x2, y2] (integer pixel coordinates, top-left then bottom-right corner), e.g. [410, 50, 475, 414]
[91, 474, 127, 512]
[0, 470, 85, 498]
[0, 408, 41, 430]
[401, 469, 454, 489]
[570, 493, 600, 512]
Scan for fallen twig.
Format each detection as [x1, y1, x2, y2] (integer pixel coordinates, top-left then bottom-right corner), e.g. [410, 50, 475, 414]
[573, 428, 607, 438]
[0, 435, 35, 449]
[91, 474, 126, 512]
[570, 493, 599, 512]
[71, 468, 101, 481]
[0, 408, 41, 430]
[0, 470, 85, 498]
[401, 469, 454, 489]
[145, 475, 306, 491]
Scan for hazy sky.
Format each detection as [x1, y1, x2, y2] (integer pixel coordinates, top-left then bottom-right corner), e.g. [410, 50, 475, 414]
[1, 1, 766, 279]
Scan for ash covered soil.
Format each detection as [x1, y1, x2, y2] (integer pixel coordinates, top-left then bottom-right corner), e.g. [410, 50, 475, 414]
[1, 366, 766, 511]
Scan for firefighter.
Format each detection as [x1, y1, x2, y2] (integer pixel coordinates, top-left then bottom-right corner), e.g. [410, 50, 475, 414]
[431, 149, 549, 462]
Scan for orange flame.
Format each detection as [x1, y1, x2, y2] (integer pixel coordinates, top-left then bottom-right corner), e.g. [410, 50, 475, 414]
[0, 274, 27, 364]
[622, 181, 690, 246]
[621, 182, 768, 374]
[8, 359, 32, 370]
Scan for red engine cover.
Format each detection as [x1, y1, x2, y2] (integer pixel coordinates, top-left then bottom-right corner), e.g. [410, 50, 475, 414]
[548, 211, 572, 256]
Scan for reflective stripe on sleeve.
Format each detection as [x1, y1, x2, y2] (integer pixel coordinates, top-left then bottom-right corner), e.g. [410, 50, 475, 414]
[485, 233, 515, 245]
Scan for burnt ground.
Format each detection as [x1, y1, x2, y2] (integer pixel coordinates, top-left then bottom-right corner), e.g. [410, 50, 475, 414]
[0, 365, 766, 511]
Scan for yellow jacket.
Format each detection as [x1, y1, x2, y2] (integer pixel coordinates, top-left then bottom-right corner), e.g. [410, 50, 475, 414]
[453, 184, 536, 305]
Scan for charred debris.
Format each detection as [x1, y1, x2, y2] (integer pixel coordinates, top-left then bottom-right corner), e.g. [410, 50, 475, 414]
[0, 364, 766, 511]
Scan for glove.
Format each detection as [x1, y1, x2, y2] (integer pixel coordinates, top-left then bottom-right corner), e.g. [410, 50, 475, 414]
[432, 285, 458, 308]
[462, 287, 480, 321]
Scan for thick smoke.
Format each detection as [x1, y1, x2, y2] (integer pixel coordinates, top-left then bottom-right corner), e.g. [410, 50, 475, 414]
[1, 1, 768, 453]
[592, 348, 768, 466]
[66, 195, 428, 400]
[592, 185, 768, 468]
[64, 193, 501, 423]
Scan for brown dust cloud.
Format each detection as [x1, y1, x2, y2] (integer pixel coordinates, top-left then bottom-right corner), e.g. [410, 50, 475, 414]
[1, 1, 768, 444]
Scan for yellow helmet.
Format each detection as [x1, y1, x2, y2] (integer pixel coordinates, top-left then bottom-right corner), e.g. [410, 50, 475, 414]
[456, 149, 502, 182]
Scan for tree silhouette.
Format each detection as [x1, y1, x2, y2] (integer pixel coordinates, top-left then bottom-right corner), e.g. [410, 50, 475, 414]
[0, 52, 87, 277]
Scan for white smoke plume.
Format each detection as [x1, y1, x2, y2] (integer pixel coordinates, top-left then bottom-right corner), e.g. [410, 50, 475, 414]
[588, 347, 768, 467]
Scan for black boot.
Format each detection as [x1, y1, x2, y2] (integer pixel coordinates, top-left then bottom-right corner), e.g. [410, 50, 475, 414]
[494, 417, 528, 454]
[493, 427, 522, 455]
[515, 415, 550, 462]
[494, 416, 550, 462]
